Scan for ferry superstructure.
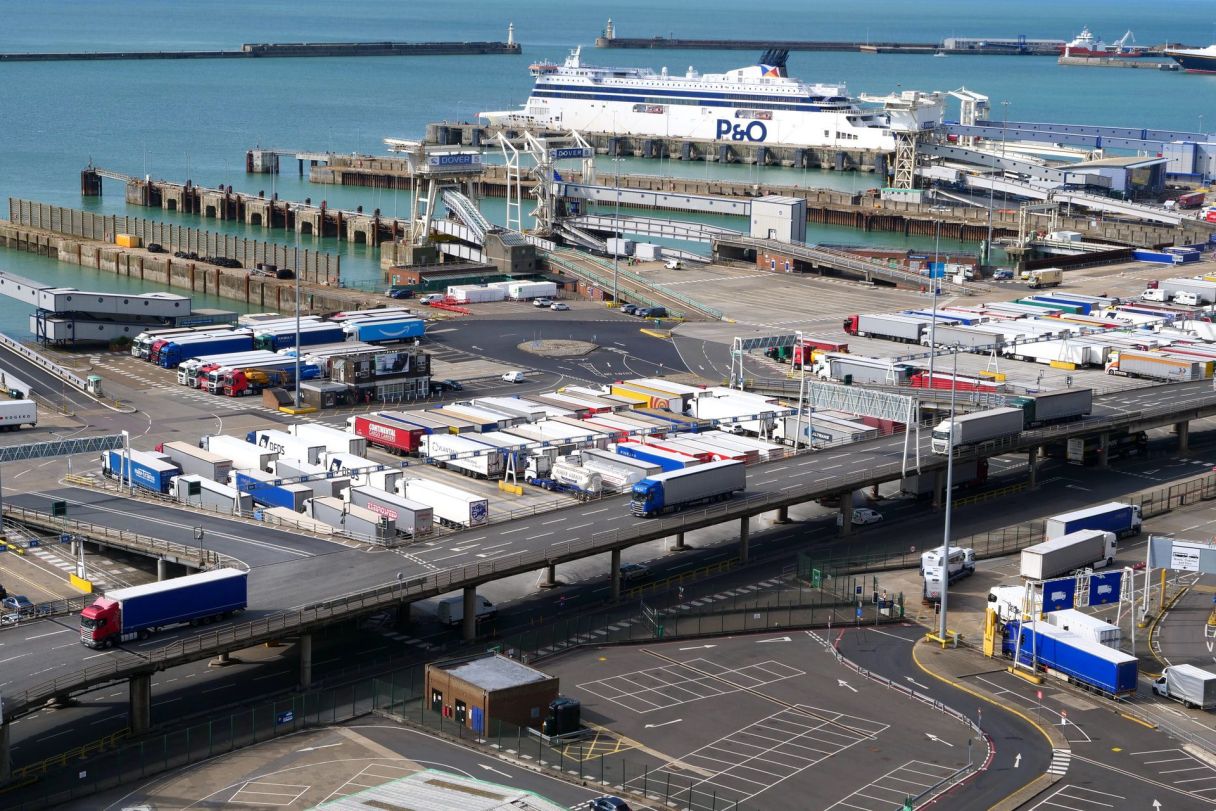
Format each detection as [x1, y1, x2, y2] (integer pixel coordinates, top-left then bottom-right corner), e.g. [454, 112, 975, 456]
[480, 47, 933, 152]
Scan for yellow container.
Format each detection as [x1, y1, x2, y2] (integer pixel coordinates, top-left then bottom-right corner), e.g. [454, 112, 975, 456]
[115, 233, 142, 248]
[1049, 360, 1076, 370]
[977, 370, 1007, 381]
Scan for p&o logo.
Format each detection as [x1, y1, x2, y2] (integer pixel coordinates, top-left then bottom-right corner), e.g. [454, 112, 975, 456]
[715, 119, 767, 142]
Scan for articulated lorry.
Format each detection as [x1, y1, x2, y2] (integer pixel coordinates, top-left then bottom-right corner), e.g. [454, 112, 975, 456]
[630, 460, 745, 518]
[399, 478, 489, 527]
[1020, 529, 1116, 580]
[1106, 350, 1209, 382]
[1004, 389, 1093, 428]
[1046, 502, 1141, 540]
[202, 434, 277, 472]
[1002, 620, 1137, 697]
[348, 414, 425, 456]
[79, 568, 247, 648]
[842, 313, 926, 344]
[930, 407, 1024, 454]
[169, 474, 252, 515]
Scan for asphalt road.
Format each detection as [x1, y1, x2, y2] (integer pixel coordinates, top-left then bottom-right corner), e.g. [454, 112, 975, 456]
[4, 377, 1216, 723]
[834, 623, 1048, 809]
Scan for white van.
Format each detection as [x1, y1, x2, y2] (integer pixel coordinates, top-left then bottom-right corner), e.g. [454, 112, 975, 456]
[1173, 291, 1200, 306]
[436, 595, 496, 625]
[664, 259, 684, 270]
[501, 371, 526, 384]
[1140, 287, 1166, 302]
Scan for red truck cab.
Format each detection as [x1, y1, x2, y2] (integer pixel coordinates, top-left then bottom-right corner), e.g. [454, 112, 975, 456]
[79, 597, 121, 648]
[842, 315, 860, 336]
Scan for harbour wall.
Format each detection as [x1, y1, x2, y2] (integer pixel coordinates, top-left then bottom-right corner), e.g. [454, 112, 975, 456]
[0, 40, 521, 63]
[305, 154, 1198, 247]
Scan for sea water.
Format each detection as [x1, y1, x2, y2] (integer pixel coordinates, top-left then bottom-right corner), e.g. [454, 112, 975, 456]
[0, 0, 1210, 335]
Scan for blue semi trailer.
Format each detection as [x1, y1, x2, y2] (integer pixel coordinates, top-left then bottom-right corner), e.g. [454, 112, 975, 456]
[630, 460, 746, 517]
[80, 567, 247, 648]
[100, 449, 180, 493]
[344, 317, 426, 343]
[159, 333, 255, 368]
[1003, 620, 1138, 697]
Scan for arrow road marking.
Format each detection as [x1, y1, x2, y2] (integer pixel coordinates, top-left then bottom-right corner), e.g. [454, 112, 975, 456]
[905, 676, 929, 690]
[297, 743, 342, 752]
[1014, 753, 1022, 768]
[925, 733, 954, 747]
[757, 636, 792, 644]
[838, 679, 858, 693]
[478, 764, 511, 778]
[644, 719, 683, 729]
[1153, 801, 1161, 810]
[679, 645, 717, 651]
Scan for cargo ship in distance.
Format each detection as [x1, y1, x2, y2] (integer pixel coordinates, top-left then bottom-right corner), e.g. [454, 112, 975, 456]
[479, 46, 943, 152]
[1164, 43, 1216, 73]
[1058, 27, 1147, 58]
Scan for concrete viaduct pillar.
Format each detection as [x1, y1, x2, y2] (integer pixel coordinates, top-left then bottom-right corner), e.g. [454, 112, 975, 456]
[541, 564, 557, 588]
[1098, 433, 1110, 469]
[739, 517, 751, 564]
[299, 633, 313, 689]
[462, 587, 478, 642]
[610, 549, 622, 603]
[1028, 447, 1038, 489]
[1177, 421, 1190, 454]
[129, 673, 152, 735]
[0, 720, 10, 782]
[773, 506, 790, 524]
[838, 494, 854, 536]
[157, 558, 168, 581]
[670, 533, 687, 551]
[932, 470, 945, 510]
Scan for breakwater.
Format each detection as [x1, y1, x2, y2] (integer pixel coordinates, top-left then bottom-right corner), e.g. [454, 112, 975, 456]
[0, 40, 521, 63]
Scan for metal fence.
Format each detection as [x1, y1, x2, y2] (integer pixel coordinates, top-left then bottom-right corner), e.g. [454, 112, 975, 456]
[9, 198, 340, 282]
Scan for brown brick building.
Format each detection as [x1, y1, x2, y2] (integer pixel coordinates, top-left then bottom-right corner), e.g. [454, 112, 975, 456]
[425, 654, 559, 734]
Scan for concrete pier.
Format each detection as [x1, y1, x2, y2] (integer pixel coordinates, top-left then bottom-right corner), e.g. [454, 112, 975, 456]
[0, 40, 521, 63]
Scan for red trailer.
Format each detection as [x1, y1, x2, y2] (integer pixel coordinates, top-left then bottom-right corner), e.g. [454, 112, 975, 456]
[350, 414, 424, 455]
[910, 371, 1003, 393]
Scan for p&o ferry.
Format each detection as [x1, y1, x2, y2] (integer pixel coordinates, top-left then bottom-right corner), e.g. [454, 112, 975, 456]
[480, 47, 938, 152]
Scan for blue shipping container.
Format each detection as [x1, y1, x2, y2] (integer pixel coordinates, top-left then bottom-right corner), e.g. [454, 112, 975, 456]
[117, 568, 248, 634]
[1003, 621, 1137, 696]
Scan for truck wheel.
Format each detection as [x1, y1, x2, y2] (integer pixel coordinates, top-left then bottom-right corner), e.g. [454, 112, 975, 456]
[137, 630, 150, 641]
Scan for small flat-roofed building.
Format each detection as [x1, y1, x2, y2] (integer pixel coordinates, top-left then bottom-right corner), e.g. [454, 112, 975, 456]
[425, 653, 558, 734]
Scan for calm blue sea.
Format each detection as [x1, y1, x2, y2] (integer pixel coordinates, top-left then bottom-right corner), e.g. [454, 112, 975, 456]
[0, 0, 1211, 335]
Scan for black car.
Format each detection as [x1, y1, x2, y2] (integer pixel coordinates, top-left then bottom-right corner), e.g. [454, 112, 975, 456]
[590, 797, 632, 811]
[146, 243, 165, 254]
[275, 268, 295, 280]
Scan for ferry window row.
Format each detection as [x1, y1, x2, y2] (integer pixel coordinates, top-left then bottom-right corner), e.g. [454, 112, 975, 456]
[829, 131, 860, 140]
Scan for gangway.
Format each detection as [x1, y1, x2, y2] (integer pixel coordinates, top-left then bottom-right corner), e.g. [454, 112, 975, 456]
[555, 222, 607, 251]
[566, 214, 741, 244]
[943, 120, 1209, 154]
[440, 188, 494, 243]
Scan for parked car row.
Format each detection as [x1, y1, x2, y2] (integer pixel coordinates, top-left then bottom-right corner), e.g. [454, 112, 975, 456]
[620, 304, 668, 318]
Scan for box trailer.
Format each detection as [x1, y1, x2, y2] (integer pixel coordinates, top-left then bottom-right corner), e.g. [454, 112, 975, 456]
[343, 317, 425, 344]
[290, 423, 367, 457]
[233, 470, 313, 512]
[399, 478, 489, 528]
[842, 313, 926, 343]
[901, 459, 985, 497]
[345, 484, 433, 536]
[1046, 502, 1142, 539]
[1004, 389, 1093, 428]
[615, 442, 700, 471]
[814, 354, 915, 385]
[322, 452, 404, 492]
[202, 434, 277, 472]
[1020, 529, 1116, 580]
[1106, 350, 1209, 381]
[630, 460, 746, 517]
[420, 433, 505, 479]
[1046, 608, 1121, 648]
[270, 457, 350, 500]
[348, 414, 425, 456]
[159, 441, 233, 482]
[169, 474, 252, 515]
[246, 429, 325, 465]
[305, 496, 394, 544]
[930, 407, 1023, 454]
[79, 568, 247, 648]
[100, 449, 180, 493]
[1003, 621, 1137, 696]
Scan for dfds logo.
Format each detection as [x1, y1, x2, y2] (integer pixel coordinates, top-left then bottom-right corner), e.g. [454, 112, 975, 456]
[715, 120, 767, 142]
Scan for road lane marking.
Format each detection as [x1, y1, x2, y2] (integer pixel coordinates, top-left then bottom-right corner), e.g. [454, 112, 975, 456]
[527, 532, 553, 540]
[24, 629, 70, 641]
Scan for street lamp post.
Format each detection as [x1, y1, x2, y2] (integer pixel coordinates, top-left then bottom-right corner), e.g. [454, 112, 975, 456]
[611, 156, 625, 307]
[938, 346, 960, 641]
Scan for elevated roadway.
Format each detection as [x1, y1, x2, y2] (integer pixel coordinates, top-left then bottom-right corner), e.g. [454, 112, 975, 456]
[0, 379, 1215, 747]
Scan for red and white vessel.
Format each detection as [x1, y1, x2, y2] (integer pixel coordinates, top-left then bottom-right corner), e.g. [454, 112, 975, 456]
[1059, 27, 1146, 58]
